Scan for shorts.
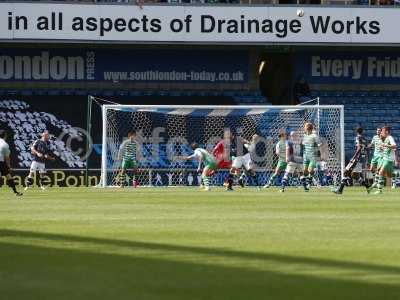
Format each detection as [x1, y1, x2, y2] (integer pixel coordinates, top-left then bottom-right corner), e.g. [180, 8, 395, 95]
[205, 160, 218, 171]
[276, 159, 287, 171]
[353, 163, 363, 173]
[353, 157, 367, 173]
[0, 162, 10, 176]
[217, 160, 232, 170]
[381, 160, 394, 176]
[232, 153, 253, 170]
[370, 156, 382, 169]
[30, 161, 46, 174]
[285, 161, 303, 174]
[121, 159, 137, 170]
[303, 157, 317, 171]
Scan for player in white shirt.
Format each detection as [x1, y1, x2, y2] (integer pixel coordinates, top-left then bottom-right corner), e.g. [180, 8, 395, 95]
[233, 134, 260, 188]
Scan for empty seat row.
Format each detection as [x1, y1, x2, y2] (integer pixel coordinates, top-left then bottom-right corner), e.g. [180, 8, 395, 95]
[313, 90, 400, 98]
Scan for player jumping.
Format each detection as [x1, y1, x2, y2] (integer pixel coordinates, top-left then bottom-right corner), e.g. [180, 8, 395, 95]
[25, 130, 54, 191]
[332, 127, 370, 194]
[182, 143, 217, 191]
[301, 123, 321, 192]
[117, 131, 138, 187]
[0, 130, 23, 196]
[264, 132, 287, 188]
[280, 131, 303, 193]
[234, 134, 261, 188]
[213, 128, 235, 191]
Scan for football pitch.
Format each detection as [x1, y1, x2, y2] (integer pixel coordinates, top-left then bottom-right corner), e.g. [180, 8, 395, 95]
[0, 187, 400, 300]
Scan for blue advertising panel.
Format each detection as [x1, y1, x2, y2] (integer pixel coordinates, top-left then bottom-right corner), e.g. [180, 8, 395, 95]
[0, 48, 248, 83]
[295, 52, 400, 84]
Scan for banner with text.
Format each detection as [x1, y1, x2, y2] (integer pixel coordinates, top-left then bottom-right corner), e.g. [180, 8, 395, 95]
[0, 4, 397, 44]
[295, 52, 400, 84]
[0, 48, 247, 82]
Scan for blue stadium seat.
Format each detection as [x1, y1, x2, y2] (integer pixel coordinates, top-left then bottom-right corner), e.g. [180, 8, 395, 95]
[312, 89, 400, 159]
[88, 90, 102, 96]
[75, 90, 88, 96]
[48, 89, 61, 96]
[61, 89, 75, 96]
[383, 91, 394, 98]
[33, 89, 47, 96]
[310, 91, 319, 98]
[21, 89, 33, 96]
[116, 90, 129, 96]
[103, 90, 115, 97]
[128, 91, 143, 97]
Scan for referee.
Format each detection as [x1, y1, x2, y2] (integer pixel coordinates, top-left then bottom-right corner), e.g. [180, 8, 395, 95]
[0, 130, 23, 196]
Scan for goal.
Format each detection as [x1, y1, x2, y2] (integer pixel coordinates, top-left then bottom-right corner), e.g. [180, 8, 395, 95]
[100, 105, 344, 188]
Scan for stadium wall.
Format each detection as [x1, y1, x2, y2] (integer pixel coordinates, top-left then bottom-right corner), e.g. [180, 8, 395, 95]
[0, 45, 259, 91]
[294, 49, 400, 90]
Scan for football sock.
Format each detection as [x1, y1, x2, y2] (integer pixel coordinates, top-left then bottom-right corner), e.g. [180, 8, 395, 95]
[248, 171, 259, 187]
[337, 177, 349, 193]
[38, 174, 44, 187]
[239, 172, 246, 182]
[268, 174, 277, 185]
[307, 175, 313, 187]
[377, 175, 385, 191]
[7, 178, 18, 194]
[372, 173, 379, 188]
[281, 173, 289, 190]
[202, 176, 210, 188]
[392, 173, 396, 188]
[227, 173, 234, 189]
[358, 176, 369, 189]
[300, 176, 307, 189]
[26, 176, 34, 187]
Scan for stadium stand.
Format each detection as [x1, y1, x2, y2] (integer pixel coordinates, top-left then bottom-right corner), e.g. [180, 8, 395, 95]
[313, 90, 400, 160]
[0, 89, 269, 104]
[0, 99, 85, 168]
[4, 86, 399, 163]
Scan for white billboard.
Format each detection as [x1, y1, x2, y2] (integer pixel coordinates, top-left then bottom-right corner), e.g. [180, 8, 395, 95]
[0, 3, 398, 44]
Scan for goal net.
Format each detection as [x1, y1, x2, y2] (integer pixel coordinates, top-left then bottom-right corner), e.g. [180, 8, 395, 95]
[100, 105, 344, 188]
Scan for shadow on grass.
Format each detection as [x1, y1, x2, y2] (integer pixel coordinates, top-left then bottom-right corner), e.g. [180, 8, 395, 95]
[0, 229, 399, 300]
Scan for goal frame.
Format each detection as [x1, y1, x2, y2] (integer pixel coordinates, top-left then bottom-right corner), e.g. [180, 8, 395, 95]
[100, 104, 345, 188]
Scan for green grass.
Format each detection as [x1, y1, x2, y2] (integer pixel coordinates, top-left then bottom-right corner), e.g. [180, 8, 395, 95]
[0, 187, 400, 300]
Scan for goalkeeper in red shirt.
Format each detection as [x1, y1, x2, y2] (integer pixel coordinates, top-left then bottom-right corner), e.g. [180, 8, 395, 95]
[213, 128, 236, 190]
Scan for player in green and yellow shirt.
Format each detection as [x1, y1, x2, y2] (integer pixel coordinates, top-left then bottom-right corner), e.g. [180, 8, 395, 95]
[369, 127, 383, 173]
[117, 131, 138, 187]
[264, 132, 287, 188]
[182, 143, 217, 191]
[301, 123, 321, 192]
[370, 126, 397, 194]
[368, 127, 384, 190]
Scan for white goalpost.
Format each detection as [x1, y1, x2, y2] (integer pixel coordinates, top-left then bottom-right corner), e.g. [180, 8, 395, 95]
[100, 104, 345, 188]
